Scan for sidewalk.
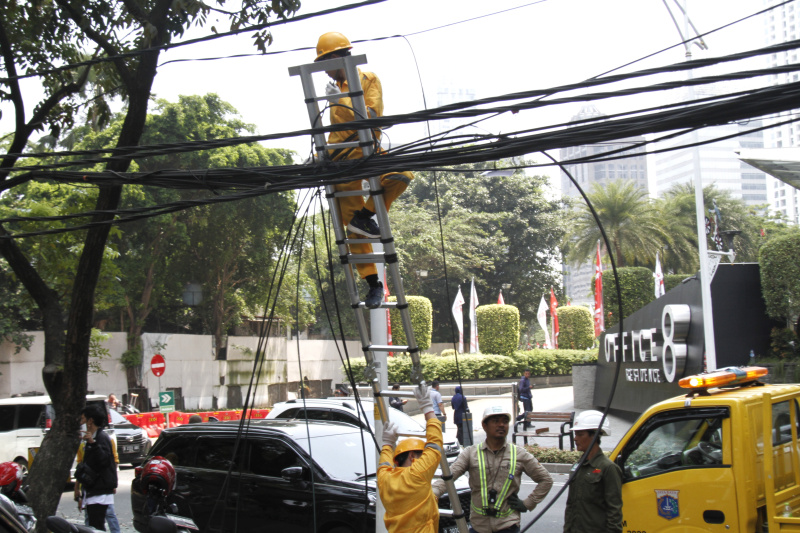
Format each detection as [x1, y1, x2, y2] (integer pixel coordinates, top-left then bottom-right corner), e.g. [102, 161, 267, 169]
[407, 385, 638, 469]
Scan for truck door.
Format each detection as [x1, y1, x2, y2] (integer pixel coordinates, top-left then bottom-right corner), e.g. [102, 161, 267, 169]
[614, 407, 737, 532]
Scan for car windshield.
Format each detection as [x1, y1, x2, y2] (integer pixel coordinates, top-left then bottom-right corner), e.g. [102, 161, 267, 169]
[108, 408, 128, 425]
[294, 430, 377, 481]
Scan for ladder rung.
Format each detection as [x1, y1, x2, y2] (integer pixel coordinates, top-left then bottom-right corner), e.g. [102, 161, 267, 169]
[378, 390, 415, 398]
[345, 253, 385, 264]
[439, 510, 454, 518]
[326, 141, 366, 150]
[331, 189, 371, 197]
[345, 236, 381, 245]
[356, 301, 398, 309]
[369, 344, 409, 352]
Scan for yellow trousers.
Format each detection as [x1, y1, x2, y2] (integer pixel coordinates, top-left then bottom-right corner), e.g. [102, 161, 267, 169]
[336, 171, 413, 278]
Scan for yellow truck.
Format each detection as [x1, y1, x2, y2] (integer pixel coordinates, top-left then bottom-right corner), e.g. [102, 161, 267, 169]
[610, 366, 800, 532]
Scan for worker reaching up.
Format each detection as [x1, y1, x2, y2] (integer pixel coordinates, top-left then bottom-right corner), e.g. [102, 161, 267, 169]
[315, 31, 414, 309]
[377, 384, 442, 532]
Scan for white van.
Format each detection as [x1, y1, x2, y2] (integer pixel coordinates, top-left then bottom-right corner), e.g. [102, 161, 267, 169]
[0, 394, 108, 473]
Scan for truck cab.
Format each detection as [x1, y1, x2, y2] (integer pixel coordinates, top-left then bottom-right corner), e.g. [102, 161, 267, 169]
[611, 367, 800, 532]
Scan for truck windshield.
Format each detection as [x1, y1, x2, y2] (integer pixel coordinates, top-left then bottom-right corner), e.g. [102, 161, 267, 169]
[619, 410, 726, 481]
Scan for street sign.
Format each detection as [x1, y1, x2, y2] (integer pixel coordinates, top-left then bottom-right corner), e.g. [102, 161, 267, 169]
[159, 391, 175, 413]
[150, 354, 166, 377]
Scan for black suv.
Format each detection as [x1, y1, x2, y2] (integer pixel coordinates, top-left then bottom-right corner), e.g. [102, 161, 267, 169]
[131, 420, 471, 533]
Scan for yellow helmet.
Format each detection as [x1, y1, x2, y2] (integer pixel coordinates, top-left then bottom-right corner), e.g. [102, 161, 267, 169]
[315, 32, 352, 61]
[393, 438, 425, 465]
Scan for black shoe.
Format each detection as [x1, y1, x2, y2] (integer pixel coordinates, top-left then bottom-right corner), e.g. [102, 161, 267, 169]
[365, 282, 384, 309]
[347, 214, 380, 238]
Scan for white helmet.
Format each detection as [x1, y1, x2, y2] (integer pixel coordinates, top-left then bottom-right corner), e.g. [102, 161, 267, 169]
[571, 410, 611, 436]
[481, 405, 512, 425]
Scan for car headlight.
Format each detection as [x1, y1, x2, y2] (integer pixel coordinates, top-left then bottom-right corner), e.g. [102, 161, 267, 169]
[367, 492, 377, 508]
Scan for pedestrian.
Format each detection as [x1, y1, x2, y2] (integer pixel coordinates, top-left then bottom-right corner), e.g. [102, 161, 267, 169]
[378, 385, 441, 532]
[563, 410, 623, 533]
[389, 383, 407, 412]
[516, 369, 533, 430]
[75, 433, 121, 533]
[429, 380, 446, 432]
[433, 405, 553, 533]
[75, 404, 118, 531]
[451, 386, 468, 446]
[188, 414, 203, 424]
[314, 31, 414, 308]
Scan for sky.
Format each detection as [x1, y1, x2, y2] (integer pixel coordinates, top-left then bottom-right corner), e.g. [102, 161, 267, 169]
[2, 0, 770, 187]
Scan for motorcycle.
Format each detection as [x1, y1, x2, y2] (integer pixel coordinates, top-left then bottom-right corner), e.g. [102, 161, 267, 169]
[0, 462, 35, 532]
[138, 457, 198, 533]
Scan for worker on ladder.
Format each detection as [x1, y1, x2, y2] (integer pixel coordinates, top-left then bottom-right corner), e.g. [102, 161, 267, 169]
[314, 31, 414, 308]
[378, 385, 442, 532]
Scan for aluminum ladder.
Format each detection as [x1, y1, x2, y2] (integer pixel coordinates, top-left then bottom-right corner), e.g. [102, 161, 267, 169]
[289, 54, 468, 533]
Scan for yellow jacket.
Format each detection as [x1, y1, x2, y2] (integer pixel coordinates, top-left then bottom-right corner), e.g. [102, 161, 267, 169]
[328, 68, 383, 161]
[377, 418, 443, 533]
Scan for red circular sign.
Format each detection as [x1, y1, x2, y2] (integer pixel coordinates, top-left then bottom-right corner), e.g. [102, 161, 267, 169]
[150, 354, 166, 377]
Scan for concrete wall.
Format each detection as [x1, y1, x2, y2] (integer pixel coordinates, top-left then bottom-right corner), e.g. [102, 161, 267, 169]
[0, 332, 295, 409]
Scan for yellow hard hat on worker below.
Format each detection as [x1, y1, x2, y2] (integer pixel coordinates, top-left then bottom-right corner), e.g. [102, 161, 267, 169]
[393, 438, 425, 463]
[316, 32, 352, 61]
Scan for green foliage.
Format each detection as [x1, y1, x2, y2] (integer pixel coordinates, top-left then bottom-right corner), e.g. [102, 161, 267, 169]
[395, 162, 566, 341]
[88, 329, 112, 375]
[770, 328, 800, 359]
[343, 349, 598, 383]
[664, 273, 693, 292]
[388, 296, 433, 352]
[760, 232, 800, 330]
[120, 346, 143, 369]
[556, 306, 594, 349]
[598, 267, 655, 328]
[476, 304, 519, 356]
[525, 445, 585, 464]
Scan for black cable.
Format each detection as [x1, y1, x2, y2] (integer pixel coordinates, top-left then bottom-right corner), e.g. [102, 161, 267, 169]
[519, 151, 625, 532]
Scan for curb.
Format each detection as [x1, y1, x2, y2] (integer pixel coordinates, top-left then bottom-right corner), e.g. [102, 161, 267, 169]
[541, 463, 573, 474]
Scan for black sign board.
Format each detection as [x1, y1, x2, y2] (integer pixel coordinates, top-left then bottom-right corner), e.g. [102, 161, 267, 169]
[593, 263, 779, 413]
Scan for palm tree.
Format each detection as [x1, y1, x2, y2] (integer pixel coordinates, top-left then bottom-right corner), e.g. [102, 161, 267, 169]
[566, 180, 669, 267]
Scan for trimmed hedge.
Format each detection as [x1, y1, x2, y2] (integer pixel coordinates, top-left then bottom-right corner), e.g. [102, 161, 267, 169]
[597, 267, 654, 328]
[556, 306, 593, 349]
[342, 349, 598, 383]
[388, 295, 432, 352]
[664, 273, 693, 292]
[476, 304, 520, 356]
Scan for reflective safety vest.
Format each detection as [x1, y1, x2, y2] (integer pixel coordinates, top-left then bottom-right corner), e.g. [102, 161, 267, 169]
[471, 442, 517, 518]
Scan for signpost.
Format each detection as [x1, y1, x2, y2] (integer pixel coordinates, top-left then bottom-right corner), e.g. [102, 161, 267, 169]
[159, 391, 175, 413]
[151, 354, 169, 427]
[150, 354, 165, 377]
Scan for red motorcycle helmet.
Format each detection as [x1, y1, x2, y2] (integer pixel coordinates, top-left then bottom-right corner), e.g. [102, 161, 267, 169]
[141, 457, 176, 496]
[0, 462, 23, 498]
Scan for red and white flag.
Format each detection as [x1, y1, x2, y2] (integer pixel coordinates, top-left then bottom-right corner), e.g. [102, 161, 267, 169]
[537, 295, 552, 349]
[594, 242, 605, 337]
[550, 287, 559, 349]
[497, 290, 505, 305]
[654, 252, 665, 298]
[452, 286, 465, 353]
[469, 278, 480, 353]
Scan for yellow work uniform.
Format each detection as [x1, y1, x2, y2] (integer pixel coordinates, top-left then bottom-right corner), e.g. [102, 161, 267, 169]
[377, 418, 442, 533]
[328, 68, 413, 279]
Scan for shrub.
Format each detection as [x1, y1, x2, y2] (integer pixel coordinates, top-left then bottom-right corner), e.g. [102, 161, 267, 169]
[476, 304, 520, 356]
[760, 233, 800, 332]
[388, 295, 432, 352]
[770, 327, 800, 359]
[526, 445, 584, 464]
[664, 273, 693, 292]
[555, 306, 594, 349]
[597, 267, 655, 328]
[342, 349, 598, 383]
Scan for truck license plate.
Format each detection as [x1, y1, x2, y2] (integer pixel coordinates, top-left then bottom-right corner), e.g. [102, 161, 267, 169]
[122, 445, 138, 453]
[442, 527, 459, 533]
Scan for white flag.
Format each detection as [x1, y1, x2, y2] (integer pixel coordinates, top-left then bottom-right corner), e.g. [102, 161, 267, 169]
[654, 252, 665, 298]
[451, 286, 465, 353]
[469, 278, 480, 353]
[537, 295, 552, 349]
